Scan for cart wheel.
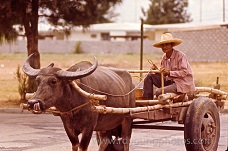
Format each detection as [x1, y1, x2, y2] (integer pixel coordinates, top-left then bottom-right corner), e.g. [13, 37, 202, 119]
[184, 97, 220, 151]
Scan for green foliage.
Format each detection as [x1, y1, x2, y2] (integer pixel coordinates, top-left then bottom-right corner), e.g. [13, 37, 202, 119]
[0, 0, 122, 43]
[73, 41, 83, 54]
[143, 0, 192, 25]
[0, 0, 19, 44]
[0, 0, 122, 92]
[14, 65, 28, 102]
[45, 0, 122, 26]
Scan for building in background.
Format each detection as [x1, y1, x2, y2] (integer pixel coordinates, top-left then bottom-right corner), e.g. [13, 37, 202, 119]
[22, 22, 228, 42]
[67, 22, 153, 41]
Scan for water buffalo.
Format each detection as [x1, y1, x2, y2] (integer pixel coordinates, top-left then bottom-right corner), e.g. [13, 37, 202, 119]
[22, 54, 135, 151]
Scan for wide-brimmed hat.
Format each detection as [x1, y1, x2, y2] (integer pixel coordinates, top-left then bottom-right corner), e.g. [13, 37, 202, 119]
[153, 33, 182, 48]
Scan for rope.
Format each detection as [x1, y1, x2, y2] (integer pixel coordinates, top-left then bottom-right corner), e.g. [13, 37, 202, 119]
[131, 75, 144, 80]
[76, 70, 152, 97]
[50, 70, 152, 115]
[53, 100, 91, 115]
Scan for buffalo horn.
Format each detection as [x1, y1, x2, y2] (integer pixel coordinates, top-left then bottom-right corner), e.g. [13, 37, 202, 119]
[56, 57, 98, 79]
[22, 54, 40, 76]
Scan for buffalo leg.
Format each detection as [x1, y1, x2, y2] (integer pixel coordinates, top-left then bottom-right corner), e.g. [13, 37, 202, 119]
[67, 128, 80, 150]
[97, 131, 112, 151]
[120, 116, 132, 151]
[61, 116, 80, 151]
[78, 128, 93, 151]
[64, 127, 80, 151]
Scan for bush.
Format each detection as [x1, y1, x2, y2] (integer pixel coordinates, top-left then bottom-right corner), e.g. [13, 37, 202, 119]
[14, 65, 28, 102]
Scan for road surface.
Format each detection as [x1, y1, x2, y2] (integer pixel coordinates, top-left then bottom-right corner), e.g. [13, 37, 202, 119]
[0, 113, 227, 151]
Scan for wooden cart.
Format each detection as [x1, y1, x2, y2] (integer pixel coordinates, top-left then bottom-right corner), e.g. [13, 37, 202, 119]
[21, 70, 227, 151]
[130, 70, 226, 151]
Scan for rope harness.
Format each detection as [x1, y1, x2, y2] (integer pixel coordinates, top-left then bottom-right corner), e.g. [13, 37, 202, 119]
[52, 100, 92, 115]
[53, 70, 152, 115]
[75, 70, 151, 97]
[24, 70, 153, 115]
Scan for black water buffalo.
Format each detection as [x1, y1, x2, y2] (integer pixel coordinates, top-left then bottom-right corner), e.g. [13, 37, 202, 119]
[22, 54, 135, 151]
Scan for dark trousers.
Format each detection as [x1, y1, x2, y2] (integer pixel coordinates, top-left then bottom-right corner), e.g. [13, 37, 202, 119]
[143, 73, 177, 99]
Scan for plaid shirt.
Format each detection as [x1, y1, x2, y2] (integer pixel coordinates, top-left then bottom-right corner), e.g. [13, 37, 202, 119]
[161, 49, 195, 93]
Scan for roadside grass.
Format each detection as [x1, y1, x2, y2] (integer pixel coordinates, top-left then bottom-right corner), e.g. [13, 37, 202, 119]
[0, 53, 227, 108]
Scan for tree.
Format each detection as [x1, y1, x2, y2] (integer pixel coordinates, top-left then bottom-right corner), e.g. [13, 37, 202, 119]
[143, 0, 192, 25]
[0, 0, 121, 92]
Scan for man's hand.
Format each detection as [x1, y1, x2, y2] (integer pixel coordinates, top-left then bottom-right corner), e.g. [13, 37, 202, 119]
[160, 67, 170, 76]
[150, 64, 159, 70]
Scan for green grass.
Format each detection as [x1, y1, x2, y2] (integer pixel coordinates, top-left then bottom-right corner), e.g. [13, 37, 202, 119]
[0, 53, 227, 107]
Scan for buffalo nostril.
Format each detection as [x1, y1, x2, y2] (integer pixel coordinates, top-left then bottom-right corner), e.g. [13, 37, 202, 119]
[27, 103, 34, 110]
[27, 103, 31, 109]
[27, 99, 44, 113]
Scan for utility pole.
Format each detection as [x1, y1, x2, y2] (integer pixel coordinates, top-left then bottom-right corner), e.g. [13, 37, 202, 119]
[223, 0, 226, 22]
[200, 0, 202, 22]
[140, 18, 144, 79]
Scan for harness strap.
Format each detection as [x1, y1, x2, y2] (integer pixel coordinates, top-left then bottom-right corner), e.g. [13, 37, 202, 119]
[53, 100, 91, 115]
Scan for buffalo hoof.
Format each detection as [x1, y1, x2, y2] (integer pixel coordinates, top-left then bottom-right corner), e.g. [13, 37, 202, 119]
[105, 139, 124, 151]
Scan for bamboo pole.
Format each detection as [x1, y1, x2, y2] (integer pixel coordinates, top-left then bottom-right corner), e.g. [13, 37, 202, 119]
[71, 81, 107, 100]
[93, 98, 220, 115]
[161, 72, 164, 94]
[195, 87, 227, 100]
[94, 101, 193, 114]
[128, 70, 160, 74]
[136, 99, 160, 106]
[195, 87, 227, 96]
[217, 95, 227, 100]
[195, 94, 226, 100]
[21, 101, 189, 115]
[20, 98, 219, 115]
[158, 93, 179, 101]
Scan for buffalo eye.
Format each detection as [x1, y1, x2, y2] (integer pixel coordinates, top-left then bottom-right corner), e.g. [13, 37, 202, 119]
[49, 78, 58, 85]
[51, 80, 57, 85]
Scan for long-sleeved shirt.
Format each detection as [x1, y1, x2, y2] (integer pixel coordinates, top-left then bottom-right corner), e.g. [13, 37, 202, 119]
[161, 49, 195, 93]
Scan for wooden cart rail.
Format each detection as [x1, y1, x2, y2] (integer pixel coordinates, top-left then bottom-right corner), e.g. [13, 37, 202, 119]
[21, 87, 226, 115]
[93, 101, 193, 114]
[20, 99, 193, 114]
[22, 69, 227, 115]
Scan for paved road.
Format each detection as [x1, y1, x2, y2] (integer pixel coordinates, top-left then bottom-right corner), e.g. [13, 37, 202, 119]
[0, 113, 227, 151]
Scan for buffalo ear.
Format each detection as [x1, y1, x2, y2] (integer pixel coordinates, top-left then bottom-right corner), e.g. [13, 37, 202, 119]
[47, 63, 54, 68]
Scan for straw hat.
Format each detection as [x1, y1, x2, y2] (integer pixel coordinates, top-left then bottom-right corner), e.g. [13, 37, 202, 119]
[153, 33, 182, 48]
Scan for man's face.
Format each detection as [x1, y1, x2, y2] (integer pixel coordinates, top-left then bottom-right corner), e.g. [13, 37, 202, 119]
[161, 43, 173, 53]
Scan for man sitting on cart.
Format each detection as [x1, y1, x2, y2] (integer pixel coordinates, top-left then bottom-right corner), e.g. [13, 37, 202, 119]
[143, 32, 195, 100]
